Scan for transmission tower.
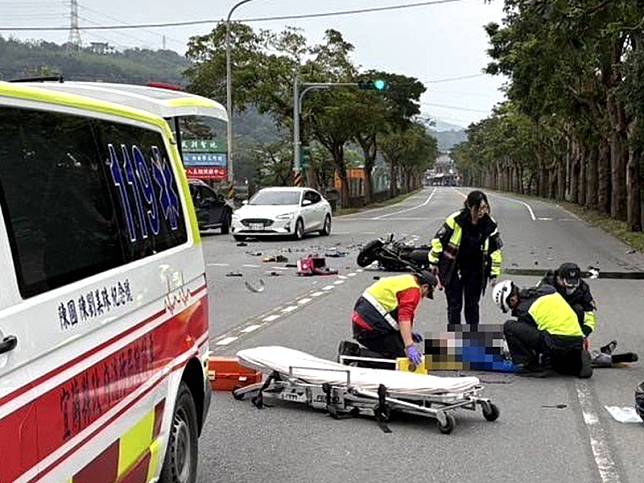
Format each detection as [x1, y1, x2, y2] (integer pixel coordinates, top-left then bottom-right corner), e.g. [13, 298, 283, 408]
[68, 0, 82, 49]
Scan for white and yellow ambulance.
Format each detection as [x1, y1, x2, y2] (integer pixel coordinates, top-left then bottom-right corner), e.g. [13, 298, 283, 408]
[0, 81, 210, 483]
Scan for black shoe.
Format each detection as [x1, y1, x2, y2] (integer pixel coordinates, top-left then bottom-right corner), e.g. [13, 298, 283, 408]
[337, 340, 360, 363]
[578, 350, 593, 379]
[600, 340, 617, 355]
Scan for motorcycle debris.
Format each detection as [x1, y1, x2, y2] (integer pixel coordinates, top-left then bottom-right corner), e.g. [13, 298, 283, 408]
[244, 278, 266, 293]
[542, 404, 567, 409]
[263, 255, 288, 263]
[246, 251, 263, 256]
[226, 272, 244, 277]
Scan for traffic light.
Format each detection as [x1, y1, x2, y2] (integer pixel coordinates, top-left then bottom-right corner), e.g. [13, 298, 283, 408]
[357, 79, 389, 92]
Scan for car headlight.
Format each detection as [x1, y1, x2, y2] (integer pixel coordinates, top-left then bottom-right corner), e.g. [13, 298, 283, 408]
[232, 213, 241, 220]
[276, 212, 295, 220]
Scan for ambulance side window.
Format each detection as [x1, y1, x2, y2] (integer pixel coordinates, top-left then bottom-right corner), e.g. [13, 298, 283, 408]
[92, 120, 187, 262]
[0, 107, 124, 297]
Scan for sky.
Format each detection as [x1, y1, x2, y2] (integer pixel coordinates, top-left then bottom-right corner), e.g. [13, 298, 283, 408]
[0, 0, 509, 128]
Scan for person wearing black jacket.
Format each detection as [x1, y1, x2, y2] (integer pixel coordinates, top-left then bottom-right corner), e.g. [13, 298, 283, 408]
[428, 190, 503, 326]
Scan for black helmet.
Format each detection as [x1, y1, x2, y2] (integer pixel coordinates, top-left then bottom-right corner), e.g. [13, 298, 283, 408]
[635, 381, 644, 422]
[415, 270, 438, 299]
[557, 262, 581, 289]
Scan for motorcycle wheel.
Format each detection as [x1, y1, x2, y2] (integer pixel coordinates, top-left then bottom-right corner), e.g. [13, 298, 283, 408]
[357, 239, 384, 267]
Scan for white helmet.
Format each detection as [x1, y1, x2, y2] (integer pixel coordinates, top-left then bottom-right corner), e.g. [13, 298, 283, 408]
[492, 280, 515, 313]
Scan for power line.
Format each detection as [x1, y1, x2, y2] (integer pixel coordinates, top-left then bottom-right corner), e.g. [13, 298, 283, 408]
[421, 101, 490, 113]
[0, 0, 470, 31]
[424, 73, 486, 83]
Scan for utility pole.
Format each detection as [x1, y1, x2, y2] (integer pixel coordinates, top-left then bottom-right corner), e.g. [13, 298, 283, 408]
[68, 0, 81, 51]
[226, 0, 256, 191]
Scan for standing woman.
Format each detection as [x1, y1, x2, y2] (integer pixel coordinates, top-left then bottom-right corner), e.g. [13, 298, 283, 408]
[428, 190, 503, 326]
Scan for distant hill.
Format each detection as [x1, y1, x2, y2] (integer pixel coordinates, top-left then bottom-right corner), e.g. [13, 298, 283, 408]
[428, 128, 468, 151]
[0, 37, 190, 85]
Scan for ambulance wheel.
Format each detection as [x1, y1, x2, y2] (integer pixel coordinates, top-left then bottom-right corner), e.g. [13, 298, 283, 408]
[437, 414, 455, 434]
[160, 382, 198, 483]
[482, 403, 500, 422]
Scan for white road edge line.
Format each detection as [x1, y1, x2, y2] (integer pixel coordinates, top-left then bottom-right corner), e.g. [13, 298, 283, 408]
[575, 381, 621, 482]
[375, 187, 437, 219]
[215, 336, 238, 346]
[262, 314, 280, 322]
[453, 187, 537, 222]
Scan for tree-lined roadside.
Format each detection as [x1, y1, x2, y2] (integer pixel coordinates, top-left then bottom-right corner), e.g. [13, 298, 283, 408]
[453, 1, 643, 233]
[185, 24, 438, 208]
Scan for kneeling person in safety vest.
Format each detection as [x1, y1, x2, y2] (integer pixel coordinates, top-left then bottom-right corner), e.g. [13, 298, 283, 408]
[348, 271, 438, 366]
[492, 280, 593, 378]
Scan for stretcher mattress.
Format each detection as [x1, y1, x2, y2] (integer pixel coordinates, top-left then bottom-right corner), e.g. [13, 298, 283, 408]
[237, 346, 480, 395]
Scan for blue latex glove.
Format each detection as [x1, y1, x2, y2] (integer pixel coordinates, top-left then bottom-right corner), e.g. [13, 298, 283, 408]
[405, 345, 423, 367]
[412, 332, 423, 343]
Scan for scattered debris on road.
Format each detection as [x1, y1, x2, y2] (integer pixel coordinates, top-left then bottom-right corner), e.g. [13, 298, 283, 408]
[226, 272, 244, 277]
[244, 278, 266, 293]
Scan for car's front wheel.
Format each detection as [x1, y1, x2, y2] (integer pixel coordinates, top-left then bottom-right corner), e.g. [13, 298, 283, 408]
[293, 218, 304, 240]
[319, 214, 331, 236]
[220, 212, 231, 235]
[159, 382, 198, 483]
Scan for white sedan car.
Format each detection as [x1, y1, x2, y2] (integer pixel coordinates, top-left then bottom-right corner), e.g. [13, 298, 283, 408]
[231, 187, 332, 241]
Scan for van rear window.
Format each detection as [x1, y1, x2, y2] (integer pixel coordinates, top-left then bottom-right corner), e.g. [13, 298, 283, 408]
[0, 106, 187, 298]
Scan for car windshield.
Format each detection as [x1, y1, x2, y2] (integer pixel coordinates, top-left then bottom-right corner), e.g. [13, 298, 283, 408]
[249, 190, 300, 206]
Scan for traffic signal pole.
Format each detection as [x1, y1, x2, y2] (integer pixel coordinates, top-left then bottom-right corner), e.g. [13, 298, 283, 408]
[292, 79, 362, 182]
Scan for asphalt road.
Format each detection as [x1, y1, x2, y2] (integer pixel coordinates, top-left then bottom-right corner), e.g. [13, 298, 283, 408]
[195, 187, 644, 483]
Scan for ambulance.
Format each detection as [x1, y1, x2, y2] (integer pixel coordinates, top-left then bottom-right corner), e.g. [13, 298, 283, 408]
[0, 81, 210, 482]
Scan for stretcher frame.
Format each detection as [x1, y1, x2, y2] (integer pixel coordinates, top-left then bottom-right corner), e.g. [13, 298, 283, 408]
[233, 358, 500, 434]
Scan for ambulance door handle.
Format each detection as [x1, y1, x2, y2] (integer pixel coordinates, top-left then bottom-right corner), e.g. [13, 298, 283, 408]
[0, 335, 17, 354]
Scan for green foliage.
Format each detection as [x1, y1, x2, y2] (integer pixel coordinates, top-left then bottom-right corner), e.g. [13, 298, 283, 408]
[0, 37, 189, 84]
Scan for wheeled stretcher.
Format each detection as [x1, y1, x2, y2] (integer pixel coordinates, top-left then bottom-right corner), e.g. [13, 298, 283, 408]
[232, 347, 500, 434]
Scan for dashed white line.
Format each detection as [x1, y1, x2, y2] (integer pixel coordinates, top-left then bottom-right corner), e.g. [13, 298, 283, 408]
[348, 273, 357, 277]
[298, 298, 312, 304]
[537, 217, 553, 221]
[281, 305, 298, 313]
[207, 263, 230, 267]
[323, 285, 335, 291]
[575, 381, 620, 482]
[271, 266, 290, 271]
[215, 336, 238, 346]
[311, 291, 324, 297]
[263, 314, 280, 322]
[241, 324, 262, 333]
[356, 269, 364, 273]
[334, 280, 345, 285]
[242, 264, 261, 268]
[338, 275, 348, 280]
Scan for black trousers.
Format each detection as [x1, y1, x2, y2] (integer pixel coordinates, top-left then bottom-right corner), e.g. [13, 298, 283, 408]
[503, 320, 584, 374]
[445, 269, 483, 325]
[356, 332, 406, 359]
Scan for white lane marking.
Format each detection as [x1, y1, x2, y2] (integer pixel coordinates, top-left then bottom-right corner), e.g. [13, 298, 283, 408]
[242, 264, 261, 268]
[263, 314, 280, 322]
[575, 381, 621, 482]
[215, 336, 238, 346]
[311, 291, 325, 297]
[483, 191, 536, 221]
[323, 285, 335, 291]
[537, 217, 553, 221]
[334, 280, 345, 285]
[337, 191, 430, 218]
[356, 269, 364, 273]
[298, 298, 312, 304]
[271, 266, 290, 271]
[375, 188, 437, 219]
[338, 275, 348, 280]
[281, 305, 298, 313]
[207, 263, 230, 267]
[348, 273, 357, 277]
[241, 324, 262, 333]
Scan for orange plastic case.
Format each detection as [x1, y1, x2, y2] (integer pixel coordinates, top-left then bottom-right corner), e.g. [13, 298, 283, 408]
[208, 357, 263, 391]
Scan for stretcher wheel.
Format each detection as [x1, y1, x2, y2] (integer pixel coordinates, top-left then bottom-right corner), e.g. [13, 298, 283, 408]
[437, 414, 455, 434]
[232, 389, 245, 401]
[482, 403, 500, 422]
